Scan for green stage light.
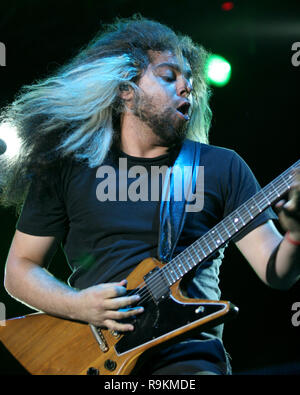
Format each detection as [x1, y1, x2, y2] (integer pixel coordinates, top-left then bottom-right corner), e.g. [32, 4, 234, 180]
[205, 54, 231, 87]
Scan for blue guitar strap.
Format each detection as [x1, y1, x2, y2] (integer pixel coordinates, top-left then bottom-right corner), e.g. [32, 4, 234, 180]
[158, 139, 202, 262]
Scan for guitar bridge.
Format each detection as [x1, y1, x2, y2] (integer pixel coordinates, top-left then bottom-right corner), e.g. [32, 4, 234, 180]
[89, 324, 109, 353]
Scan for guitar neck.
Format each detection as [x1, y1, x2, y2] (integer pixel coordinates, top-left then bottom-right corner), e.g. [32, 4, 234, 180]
[161, 159, 300, 286]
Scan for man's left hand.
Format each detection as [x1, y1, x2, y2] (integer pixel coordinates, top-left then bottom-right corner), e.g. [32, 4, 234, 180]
[276, 169, 300, 241]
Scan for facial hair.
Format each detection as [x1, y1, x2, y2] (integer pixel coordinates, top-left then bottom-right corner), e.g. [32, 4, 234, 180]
[132, 91, 188, 147]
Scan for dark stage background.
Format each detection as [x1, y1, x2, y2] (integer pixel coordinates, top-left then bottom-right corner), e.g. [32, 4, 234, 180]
[0, 0, 299, 375]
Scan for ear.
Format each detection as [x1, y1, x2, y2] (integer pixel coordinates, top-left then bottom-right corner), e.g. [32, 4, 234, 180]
[119, 83, 134, 102]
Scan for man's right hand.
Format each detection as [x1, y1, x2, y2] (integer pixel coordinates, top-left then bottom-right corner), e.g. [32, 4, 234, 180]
[73, 279, 144, 331]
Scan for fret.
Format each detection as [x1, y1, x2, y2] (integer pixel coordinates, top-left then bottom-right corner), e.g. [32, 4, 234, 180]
[237, 205, 250, 225]
[259, 188, 271, 207]
[176, 262, 185, 276]
[281, 173, 293, 190]
[267, 177, 283, 199]
[192, 242, 206, 261]
[171, 263, 181, 280]
[231, 211, 245, 229]
[167, 267, 177, 283]
[244, 204, 254, 220]
[162, 268, 172, 285]
[208, 229, 223, 248]
[215, 227, 225, 244]
[238, 210, 246, 226]
[249, 197, 262, 213]
[228, 214, 239, 232]
[191, 244, 202, 262]
[270, 181, 281, 199]
[186, 248, 196, 268]
[202, 237, 213, 253]
[263, 186, 273, 202]
[222, 216, 237, 236]
[180, 256, 191, 273]
[254, 191, 265, 212]
[220, 220, 232, 239]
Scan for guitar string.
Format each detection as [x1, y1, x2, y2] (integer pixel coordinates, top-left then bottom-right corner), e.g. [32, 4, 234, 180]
[124, 162, 300, 306]
[123, 207, 262, 305]
[124, 162, 299, 306]
[127, 167, 297, 307]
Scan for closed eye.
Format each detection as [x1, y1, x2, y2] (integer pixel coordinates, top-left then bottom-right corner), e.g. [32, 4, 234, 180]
[162, 76, 176, 82]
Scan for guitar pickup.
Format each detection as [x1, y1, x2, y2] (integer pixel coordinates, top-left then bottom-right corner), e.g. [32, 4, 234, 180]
[144, 267, 170, 303]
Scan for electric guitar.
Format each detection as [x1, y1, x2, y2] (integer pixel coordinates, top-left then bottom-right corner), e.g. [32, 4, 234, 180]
[0, 159, 299, 375]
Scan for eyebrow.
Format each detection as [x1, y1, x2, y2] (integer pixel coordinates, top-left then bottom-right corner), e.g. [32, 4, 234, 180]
[153, 62, 192, 79]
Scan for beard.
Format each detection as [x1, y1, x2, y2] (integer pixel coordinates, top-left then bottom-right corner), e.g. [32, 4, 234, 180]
[131, 91, 188, 148]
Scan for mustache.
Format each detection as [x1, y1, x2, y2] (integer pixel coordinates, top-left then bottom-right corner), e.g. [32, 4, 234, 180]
[130, 91, 189, 147]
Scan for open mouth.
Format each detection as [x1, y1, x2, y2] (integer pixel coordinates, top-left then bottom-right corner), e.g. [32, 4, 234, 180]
[176, 102, 191, 121]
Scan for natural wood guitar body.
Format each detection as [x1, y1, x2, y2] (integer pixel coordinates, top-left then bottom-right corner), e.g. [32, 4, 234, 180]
[0, 258, 234, 375]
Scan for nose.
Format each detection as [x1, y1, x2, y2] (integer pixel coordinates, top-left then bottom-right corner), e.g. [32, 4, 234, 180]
[177, 77, 193, 97]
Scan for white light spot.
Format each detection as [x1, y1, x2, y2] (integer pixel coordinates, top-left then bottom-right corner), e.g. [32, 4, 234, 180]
[0, 122, 21, 159]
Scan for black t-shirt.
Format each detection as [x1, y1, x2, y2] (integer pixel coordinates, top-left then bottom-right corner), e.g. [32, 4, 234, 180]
[17, 142, 276, 289]
[16, 142, 277, 371]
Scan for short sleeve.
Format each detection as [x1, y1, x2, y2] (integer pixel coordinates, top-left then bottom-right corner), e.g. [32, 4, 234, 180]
[16, 175, 69, 240]
[223, 151, 278, 243]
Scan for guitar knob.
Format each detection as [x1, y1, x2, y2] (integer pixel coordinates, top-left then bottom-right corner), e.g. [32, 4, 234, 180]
[86, 367, 99, 375]
[104, 359, 117, 371]
[195, 306, 205, 314]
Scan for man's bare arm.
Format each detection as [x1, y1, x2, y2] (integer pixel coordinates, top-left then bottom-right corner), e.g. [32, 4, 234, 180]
[4, 230, 143, 331]
[236, 171, 300, 290]
[236, 221, 300, 289]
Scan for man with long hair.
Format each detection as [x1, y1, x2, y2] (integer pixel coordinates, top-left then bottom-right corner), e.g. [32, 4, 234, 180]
[1, 16, 300, 375]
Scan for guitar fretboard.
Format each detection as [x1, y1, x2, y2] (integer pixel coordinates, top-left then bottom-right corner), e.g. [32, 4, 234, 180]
[160, 159, 300, 286]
